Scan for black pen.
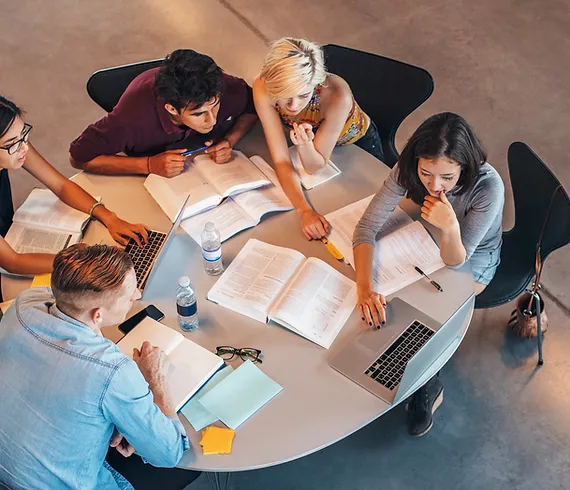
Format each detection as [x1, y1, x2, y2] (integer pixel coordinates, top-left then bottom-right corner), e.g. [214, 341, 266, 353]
[414, 266, 443, 292]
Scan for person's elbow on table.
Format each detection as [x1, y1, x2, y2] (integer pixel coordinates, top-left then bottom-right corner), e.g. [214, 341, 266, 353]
[69, 155, 87, 170]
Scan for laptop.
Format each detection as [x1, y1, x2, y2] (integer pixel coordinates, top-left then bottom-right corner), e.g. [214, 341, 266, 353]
[124, 195, 190, 298]
[329, 294, 474, 404]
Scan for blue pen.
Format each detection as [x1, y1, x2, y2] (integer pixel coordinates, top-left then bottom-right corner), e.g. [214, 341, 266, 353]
[181, 146, 209, 157]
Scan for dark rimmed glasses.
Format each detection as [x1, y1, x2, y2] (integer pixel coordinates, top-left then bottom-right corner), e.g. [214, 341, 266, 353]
[215, 346, 263, 364]
[0, 123, 33, 155]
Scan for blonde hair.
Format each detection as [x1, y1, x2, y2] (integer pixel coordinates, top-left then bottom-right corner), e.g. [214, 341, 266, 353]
[260, 37, 327, 100]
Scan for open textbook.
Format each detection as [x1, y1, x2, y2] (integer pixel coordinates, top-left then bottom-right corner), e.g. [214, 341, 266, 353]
[181, 158, 293, 243]
[289, 146, 341, 190]
[325, 195, 446, 296]
[207, 239, 357, 349]
[144, 150, 273, 222]
[117, 317, 224, 412]
[3, 188, 92, 256]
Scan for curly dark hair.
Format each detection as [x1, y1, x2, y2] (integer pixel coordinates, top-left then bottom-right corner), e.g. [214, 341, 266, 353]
[154, 49, 224, 112]
[0, 96, 22, 139]
[397, 112, 487, 204]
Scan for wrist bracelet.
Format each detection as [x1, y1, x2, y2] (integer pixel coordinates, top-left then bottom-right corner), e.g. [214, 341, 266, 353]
[89, 201, 105, 221]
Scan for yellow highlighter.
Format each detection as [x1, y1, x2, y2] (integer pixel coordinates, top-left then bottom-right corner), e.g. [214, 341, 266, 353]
[320, 237, 344, 261]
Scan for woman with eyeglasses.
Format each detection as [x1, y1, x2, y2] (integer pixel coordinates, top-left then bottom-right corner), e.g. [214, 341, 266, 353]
[353, 112, 504, 437]
[0, 96, 149, 278]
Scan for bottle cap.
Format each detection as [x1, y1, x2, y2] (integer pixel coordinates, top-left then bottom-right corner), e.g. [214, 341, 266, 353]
[178, 276, 190, 287]
[204, 222, 215, 231]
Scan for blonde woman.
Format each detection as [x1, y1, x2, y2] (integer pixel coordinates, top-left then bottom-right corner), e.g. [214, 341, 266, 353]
[253, 38, 383, 240]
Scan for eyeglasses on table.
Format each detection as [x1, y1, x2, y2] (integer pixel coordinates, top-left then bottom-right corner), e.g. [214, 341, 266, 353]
[215, 346, 263, 364]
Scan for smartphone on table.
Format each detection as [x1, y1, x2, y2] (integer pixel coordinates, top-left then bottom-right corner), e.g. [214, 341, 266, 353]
[118, 304, 165, 335]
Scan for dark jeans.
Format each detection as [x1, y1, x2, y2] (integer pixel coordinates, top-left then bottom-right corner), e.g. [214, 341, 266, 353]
[354, 120, 384, 162]
[106, 447, 201, 490]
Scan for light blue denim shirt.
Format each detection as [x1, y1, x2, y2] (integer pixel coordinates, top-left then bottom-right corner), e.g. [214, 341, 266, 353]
[0, 288, 190, 490]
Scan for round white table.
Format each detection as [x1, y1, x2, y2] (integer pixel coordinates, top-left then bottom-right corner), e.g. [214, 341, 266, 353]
[1, 137, 475, 475]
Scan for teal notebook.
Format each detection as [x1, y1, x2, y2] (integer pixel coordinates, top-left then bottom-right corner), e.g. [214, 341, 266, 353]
[197, 360, 283, 430]
[180, 365, 234, 431]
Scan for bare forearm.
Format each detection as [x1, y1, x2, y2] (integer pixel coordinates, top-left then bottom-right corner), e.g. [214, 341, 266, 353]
[274, 162, 312, 211]
[149, 383, 177, 418]
[224, 113, 258, 147]
[439, 224, 466, 266]
[2, 253, 54, 276]
[354, 243, 375, 290]
[296, 143, 327, 174]
[57, 181, 118, 227]
[70, 155, 149, 175]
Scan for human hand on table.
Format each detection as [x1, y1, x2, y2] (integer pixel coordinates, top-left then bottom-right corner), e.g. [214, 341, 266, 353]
[103, 214, 149, 247]
[357, 284, 386, 329]
[148, 149, 187, 178]
[133, 341, 169, 393]
[205, 139, 233, 164]
[290, 122, 314, 147]
[110, 429, 135, 457]
[298, 208, 329, 240]
[421, 191, 458, 232]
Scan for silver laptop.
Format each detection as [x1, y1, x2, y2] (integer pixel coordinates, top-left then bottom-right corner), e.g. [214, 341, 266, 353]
[124, 195, 190, 298]
[329, 294, 474, 404]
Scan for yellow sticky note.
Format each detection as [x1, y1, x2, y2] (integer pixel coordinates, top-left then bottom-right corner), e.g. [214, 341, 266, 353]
[200, 426, 235, 455]
[31, 273, 52, 288]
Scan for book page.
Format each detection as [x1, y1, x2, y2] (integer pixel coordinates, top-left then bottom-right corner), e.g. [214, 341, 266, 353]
[374, 221, 446, 296]
[194, 151, 271, 197]
[4, 223, 80, 254]
[326, 196, 413, 267]
[289, 146, 341, 190]
[144, 166, 221, 222]
[13, 188, 91, 233]
[232, 186, 293, 223]
[207, 238, 305, 323]
[181, 198, 255, 244]
[117, 317, 223, 411]
[269, 257, 357, 349]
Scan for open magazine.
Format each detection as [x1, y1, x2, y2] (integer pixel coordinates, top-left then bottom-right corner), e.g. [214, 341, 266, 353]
[289, 146, 341, 190]
[207, 239, 357, 349]
[144, 150, 272, 222]
[3, 188, 92, 256]
[325, 195, 446, 296]
[181, 158, 293, 243]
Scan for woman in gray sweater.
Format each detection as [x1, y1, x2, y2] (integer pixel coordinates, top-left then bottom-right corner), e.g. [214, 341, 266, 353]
[352, 112, 504, 436]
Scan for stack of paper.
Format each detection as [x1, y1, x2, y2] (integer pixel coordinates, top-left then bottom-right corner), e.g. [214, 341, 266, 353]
[200, 426, 235, 455]
[181, 360, 283, 431]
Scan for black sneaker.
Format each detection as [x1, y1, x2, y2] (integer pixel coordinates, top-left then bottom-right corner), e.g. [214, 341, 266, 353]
[406, 376, 444, 437]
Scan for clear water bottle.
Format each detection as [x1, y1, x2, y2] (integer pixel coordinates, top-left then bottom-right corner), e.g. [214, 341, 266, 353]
[176, 276, 199, 331]
[201, 222, 224, 275]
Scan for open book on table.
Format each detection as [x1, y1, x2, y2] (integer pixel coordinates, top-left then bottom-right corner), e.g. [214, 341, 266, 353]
[207, 239, 357, 349]
[144, 150, 273, 222]
[117, 317, 224, 412]
[289, 146, 341, 190]
[325, 195, 446, 296]
[3, 188, 93, 257]
[181, 157, 293, 244]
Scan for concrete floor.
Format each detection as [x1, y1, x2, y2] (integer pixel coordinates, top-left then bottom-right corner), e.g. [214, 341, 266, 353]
[2, 0, 570, 489]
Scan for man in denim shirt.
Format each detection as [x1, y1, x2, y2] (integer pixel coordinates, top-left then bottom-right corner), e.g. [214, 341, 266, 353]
[0, 244, 192, 489]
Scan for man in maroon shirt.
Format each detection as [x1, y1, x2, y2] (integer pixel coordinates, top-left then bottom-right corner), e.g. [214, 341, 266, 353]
[69, 49, 258, 178]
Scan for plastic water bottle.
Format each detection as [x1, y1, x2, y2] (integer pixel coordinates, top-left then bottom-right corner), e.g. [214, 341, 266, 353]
[176, 276, 199, 331]
[201, 222, 224, 275]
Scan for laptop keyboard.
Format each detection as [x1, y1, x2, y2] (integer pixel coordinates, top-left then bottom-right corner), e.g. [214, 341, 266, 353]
[124, 230, 167, 289]
[364, 320, 435, 391]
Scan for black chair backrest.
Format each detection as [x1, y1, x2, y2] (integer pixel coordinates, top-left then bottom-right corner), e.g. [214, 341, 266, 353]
[475, 142, 570, 308]
[86, 59, 164, 112]
[323, 44, 434, 167]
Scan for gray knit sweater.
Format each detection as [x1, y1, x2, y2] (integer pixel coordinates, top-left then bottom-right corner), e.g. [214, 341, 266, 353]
[353, 163, 504, 268]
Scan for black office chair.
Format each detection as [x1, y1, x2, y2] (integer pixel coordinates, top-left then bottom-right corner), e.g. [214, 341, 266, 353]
[475, 142, 570, 310]
[86, 58, 164, 112]
[323, 44, 434, 167]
